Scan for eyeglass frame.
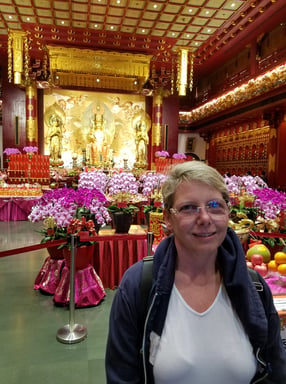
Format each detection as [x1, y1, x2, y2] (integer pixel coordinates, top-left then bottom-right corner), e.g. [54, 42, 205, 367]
[168, 199, 230, 218]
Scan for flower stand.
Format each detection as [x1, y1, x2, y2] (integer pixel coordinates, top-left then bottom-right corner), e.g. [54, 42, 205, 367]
[34, 245, 65, 295]
[53, 245, 106, 307]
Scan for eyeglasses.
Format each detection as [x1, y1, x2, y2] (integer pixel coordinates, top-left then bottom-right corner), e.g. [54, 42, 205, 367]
[169, 199, 229, 219]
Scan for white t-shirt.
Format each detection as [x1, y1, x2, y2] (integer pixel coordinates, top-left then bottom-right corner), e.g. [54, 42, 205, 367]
[153, 284, 257, 384]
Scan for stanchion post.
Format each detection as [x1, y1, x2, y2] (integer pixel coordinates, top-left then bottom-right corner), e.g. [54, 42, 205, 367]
[56, 234, 88, 344]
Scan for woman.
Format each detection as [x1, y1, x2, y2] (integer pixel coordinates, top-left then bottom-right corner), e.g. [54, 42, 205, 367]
[105, 161, 286, 383]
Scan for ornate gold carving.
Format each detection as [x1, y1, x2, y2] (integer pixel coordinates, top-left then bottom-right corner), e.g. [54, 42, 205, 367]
[152, 123, 161, 146]
[8, 30, 30, 84]
[268, 154, 276, 172]
[47, 46, 152, 92]
[26, 118, 38, 142]
[269, 128, 277, 139]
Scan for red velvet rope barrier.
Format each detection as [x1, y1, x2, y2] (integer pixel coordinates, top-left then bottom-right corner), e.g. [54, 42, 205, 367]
[0, 232, 147, 258]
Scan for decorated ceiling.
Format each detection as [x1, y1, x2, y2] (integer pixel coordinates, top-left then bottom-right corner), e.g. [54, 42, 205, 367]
[0, 0, 285, 79]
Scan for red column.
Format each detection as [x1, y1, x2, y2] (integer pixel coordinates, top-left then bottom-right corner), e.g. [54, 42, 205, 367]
[151, 91, 163, 169]
[26, 82, 38, 147]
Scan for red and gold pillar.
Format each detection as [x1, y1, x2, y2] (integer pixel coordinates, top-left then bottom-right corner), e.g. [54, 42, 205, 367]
[26, 82, 38, 147]
[151, 90, 163, 169]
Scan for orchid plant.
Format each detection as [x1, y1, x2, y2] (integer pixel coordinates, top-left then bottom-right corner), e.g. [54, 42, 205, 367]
[155, 150, 170, 158]
[139, 172, 167, 214]
[23, 146, 38, 154]
[106, 171, 139, 215]
[224, 174, 286, 247]
[3, 148, 21, 156]
[172, 153, 187, 159]
[28, 187, 111, 248]
[78, 171, 109, 192]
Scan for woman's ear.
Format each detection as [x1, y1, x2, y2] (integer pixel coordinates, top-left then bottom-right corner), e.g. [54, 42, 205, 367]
[163, 209, 173, 233]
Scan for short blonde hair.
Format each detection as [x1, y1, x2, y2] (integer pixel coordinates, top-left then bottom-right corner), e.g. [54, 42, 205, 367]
[162, 161, 229, 210]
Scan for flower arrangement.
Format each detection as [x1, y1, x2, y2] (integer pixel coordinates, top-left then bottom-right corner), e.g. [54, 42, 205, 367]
[3, 148, 21, 156]
[172, 153, 187, 159]
[78, 171, 109, 192]
[155, 150, 170, 158]
[23, 146, 38, 154]
[107, 171, 139, 215]
[139, 172, 167, 214]
[28, 187, 111, 248]
[225, 174, 286, 248]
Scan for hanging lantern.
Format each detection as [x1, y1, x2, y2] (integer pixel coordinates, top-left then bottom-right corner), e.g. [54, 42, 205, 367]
[176, 47, 193, 96]
[7, 30, 30, 85]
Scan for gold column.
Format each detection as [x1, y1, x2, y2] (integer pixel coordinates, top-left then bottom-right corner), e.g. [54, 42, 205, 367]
[176, 47, 193, 96]
[151, 91, 163, 168]
[8, 30, 29, 85]
[26, 83, 38, 146]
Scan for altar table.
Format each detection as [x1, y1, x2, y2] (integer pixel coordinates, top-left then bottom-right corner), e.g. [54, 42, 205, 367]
[93, 225, 148, 288]
[0, 197, 40, 221]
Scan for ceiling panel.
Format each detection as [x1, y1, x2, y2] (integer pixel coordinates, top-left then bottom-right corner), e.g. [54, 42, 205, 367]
[0, 0, 284, 78]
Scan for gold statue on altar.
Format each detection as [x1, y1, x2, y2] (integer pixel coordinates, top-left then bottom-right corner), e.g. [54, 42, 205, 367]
[86, 104, 110, 165]
[44, 103, 65, 165]
[134, 111, 151, 168]
[48, 114, 63, 161]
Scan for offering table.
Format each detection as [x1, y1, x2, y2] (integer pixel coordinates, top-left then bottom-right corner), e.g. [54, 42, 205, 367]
[94, 225, 147, 288]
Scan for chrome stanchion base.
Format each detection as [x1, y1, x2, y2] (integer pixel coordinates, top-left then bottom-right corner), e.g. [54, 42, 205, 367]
[56, 323, 87, 344]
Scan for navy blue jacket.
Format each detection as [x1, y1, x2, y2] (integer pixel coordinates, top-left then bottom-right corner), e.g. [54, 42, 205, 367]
[105, 228, 286, 383]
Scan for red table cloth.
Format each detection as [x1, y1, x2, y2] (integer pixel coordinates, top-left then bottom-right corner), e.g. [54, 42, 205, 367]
[0, 197, 40, 221]
[93, 225, 147, 289]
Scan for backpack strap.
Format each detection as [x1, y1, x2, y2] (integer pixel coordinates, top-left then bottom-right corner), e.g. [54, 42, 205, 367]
[248, 267, 264, 292]
[140, 255, 154, 317]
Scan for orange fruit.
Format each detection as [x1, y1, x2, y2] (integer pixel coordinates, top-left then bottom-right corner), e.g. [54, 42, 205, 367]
[277, 263, 286, 276]
[274, 251, 286, 264]
[246, 244, 271, 263]
[267, 260, 278, 273]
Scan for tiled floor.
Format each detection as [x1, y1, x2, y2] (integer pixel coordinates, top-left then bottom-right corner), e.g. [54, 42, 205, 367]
[0, 221, 115, 384]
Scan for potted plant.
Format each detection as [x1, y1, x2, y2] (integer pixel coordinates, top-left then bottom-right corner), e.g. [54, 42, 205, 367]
[28, 186, 111, 249]
[139, 172, 167, 227]
[107, 172, 140, 233]
[225, 174, 286, 251]
[29, 186, 111, 295]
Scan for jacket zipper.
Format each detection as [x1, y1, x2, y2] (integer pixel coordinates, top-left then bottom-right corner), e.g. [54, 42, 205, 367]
[252, 348, 269, 383]
[142, 292, 158, 384]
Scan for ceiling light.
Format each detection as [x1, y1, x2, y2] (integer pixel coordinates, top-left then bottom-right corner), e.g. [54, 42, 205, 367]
[188, 9, 193, 13]
[94, 24, 98, 28]
[153, 4, 158, 9]
[110, 26, 114, 30]
[8, 15, 13, 19]
[61, 21, 65, 25]
[206, 11, 209, 15]
[142, 29, 145, 33]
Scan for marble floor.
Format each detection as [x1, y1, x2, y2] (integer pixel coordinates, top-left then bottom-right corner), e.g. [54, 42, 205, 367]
[0, 220, 115, 384]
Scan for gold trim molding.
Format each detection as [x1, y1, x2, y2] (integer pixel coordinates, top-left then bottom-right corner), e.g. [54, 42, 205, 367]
[47, 46, 152, 92]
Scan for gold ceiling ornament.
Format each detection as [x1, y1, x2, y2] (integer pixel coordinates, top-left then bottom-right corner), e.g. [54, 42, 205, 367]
[176, 47, 193, 96]
[46, 46, 152, 92]
[8, 30, 30, 85]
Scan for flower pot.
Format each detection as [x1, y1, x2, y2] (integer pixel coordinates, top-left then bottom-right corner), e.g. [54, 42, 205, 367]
[112, 212, 133, 233]
[63, 245, 95, 270]
[47, 244, 64, 259]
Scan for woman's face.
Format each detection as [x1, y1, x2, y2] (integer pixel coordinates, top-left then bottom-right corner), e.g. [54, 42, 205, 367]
[164, 180, 229, 257]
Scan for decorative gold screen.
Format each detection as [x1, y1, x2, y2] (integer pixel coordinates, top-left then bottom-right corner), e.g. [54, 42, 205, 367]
[47, 46, 152, 92]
